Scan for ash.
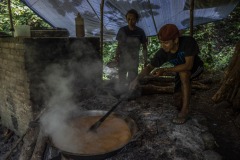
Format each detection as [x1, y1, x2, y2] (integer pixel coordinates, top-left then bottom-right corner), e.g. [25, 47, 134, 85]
[105, 94, 220, 160]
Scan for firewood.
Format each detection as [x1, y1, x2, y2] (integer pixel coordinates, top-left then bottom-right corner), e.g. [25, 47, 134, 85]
[140, 84, 174, 94]
[19, 126, 39, 160]
[139, 76, 174, 85]
[3, 126, 38, 160]
[192, 81, 211, 90]
[3, 108, 47, 160]
[145, 81, 174, 87]
[3, 136, 23, 160]
[30, 129, 47, 160]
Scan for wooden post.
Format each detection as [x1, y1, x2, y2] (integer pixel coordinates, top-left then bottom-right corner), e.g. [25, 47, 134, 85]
[100, 0, 104, 55]
[7, 0, 14, 36]
[190, 0, 195, 36]
[147, 0, 158, 34]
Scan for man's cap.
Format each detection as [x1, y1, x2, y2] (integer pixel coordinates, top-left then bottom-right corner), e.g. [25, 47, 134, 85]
[158, 24, 180, 41]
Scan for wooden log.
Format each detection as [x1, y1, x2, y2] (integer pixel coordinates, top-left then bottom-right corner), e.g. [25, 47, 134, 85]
[145, 81, 174, 87]
[4, 108, 47, 160]
[19, 126, 39, 160]
[31, 129, 48, 160]
[3, 126, 38, 160]
[139, 75, 175, 85]
[140, 84, 174, 94]
[4, 137, 22, 160]
[192, 81, 211, 90]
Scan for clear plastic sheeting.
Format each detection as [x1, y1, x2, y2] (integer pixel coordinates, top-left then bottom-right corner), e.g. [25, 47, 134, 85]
[21, 0, 239, 41]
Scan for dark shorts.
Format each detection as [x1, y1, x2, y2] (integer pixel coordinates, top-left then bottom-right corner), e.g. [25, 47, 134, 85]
[174, 65, 204, 92]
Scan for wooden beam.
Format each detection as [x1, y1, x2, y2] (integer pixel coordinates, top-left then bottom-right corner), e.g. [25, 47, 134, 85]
[190, 0, 195, 36]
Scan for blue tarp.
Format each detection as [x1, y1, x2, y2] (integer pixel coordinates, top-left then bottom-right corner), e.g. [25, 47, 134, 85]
[21, 0, 239, 41]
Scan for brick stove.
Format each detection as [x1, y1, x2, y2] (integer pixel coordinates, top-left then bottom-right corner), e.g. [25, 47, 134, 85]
[0, 37, 102, 136]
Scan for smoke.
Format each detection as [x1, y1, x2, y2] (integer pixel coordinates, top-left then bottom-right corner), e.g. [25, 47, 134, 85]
[39, 40, 102, 153]
[40, 63, 80, 150]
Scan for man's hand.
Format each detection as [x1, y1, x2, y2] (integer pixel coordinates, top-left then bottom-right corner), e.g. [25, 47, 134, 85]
[129, 64, 154, 90]
[150, 68, 165, 77]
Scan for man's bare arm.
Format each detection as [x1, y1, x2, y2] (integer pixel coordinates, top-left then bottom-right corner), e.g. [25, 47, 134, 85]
[164, 56, 194, 72]
[129, 64, 155, 90]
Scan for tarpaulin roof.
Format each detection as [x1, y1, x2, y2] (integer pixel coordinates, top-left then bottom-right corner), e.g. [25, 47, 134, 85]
[21, 0, 239, 41]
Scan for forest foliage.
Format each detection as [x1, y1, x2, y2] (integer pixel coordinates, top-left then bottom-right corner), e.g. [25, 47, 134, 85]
[1, 0, 240, 72]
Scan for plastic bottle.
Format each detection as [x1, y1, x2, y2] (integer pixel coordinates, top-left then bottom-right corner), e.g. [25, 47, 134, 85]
[75, 12, 85, 37]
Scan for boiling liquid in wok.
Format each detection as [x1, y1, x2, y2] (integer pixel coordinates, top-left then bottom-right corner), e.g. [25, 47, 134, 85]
[53, 115, 132, 154]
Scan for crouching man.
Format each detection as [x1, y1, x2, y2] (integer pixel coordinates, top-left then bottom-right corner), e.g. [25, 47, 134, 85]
[129, 24, 204, 124]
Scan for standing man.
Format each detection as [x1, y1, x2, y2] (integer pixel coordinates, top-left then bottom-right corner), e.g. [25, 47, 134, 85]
[115, 9, 148, 85]
[130, 24, 204, 124]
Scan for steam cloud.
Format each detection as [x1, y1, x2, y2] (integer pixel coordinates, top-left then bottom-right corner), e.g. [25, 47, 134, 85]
[39, 40, 102, 152]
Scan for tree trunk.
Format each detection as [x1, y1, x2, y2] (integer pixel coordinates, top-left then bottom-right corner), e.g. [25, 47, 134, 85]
[212, 42, 240, 103]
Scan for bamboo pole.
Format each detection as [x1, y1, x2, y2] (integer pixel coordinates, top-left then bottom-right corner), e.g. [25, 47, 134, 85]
[7, 0, 14, 36]
[86, 0, 107, 30]
[190, 0, 195, 36]
[147, 0, 158, 34]
[100, 0, 104, 55]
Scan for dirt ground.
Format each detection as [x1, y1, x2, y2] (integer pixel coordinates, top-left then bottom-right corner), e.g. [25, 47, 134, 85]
[0, 72, 240, 160]
[189, 73, 240, 160]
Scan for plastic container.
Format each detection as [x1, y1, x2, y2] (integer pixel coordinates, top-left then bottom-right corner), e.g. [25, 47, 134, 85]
[75, 13, 85, 37]
[14, 25, 31, 37]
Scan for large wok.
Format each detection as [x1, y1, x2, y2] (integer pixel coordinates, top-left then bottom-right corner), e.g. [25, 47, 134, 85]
[48, 110, 138, 160]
